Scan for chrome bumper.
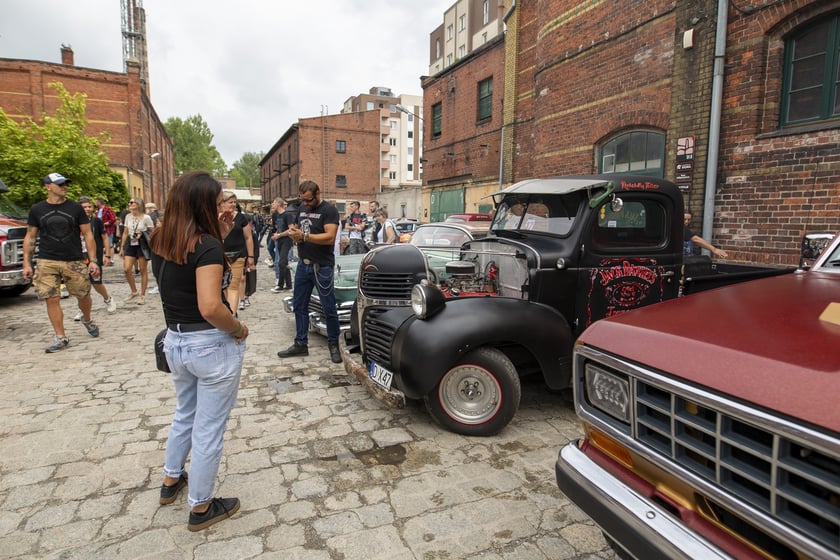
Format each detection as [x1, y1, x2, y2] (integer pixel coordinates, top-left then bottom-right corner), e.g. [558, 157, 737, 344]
[555, 441, 733, 560]
[340, 341, 406, 409]
[0, 269, 29, 287]
[282, 296, 351, 336]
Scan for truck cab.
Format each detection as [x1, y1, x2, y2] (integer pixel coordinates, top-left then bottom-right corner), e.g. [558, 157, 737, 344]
[342, 175, 687, 436]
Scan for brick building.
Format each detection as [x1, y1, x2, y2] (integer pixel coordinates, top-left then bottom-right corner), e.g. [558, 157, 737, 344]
[425, 0, 840, 264]
[259, 110, 384, 214]
[422, 34, 506, 221]
[0, 46, 173, 206]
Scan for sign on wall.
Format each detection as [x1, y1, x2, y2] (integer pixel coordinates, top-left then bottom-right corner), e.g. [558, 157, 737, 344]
[675, 136, 695, 192]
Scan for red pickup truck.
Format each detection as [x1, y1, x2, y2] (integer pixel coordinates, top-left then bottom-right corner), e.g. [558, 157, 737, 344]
[555, 232, 840, 559]
[0, 180, 33, 297]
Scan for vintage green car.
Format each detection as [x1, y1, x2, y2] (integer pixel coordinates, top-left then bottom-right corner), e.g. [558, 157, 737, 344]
[284, 222, 490, 335]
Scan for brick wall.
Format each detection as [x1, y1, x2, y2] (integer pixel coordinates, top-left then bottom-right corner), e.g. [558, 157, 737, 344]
[714, 0, 840, 264]
[422, 36, 506, 190]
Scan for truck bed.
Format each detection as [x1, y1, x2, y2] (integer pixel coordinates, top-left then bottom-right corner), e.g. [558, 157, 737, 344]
[682, 255, 795, 294]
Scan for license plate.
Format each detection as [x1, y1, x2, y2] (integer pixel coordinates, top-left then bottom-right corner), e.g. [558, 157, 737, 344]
[369, 361, 394, 390]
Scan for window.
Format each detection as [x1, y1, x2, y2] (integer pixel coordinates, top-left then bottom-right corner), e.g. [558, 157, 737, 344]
[477, 77, 493, 121]
[407, 113, 414, 122]
[336, 175, 347, 188]
[436, 39, 441, 59]
[408, 164, 414, 172]
[390, 120, 397, 129]
[432, 103, 442, 138]
[460, 15, 466, 31]
[458, 45, 466, 59]
[389, 137, 397, 146]
[447, 24, 453, 40]
[366, 101, 374, 110]
[600, 131, 664, 177]
[407, 131, 413, 139]
[781, 15, 840, 125]
[407, 147, 414, 155]
[335, 140, 346, 153]
[389, 171, 397, 179]
[483, 0, 490, 25]
[482, 32, 488, 45]
[390, 154, 397, 164]
[446, 54, 453, 67]
[592, 199, 667, 251]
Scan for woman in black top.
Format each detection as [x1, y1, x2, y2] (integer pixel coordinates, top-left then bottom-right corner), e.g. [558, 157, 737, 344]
[219, 191, 254, 313]
[149, 171, 249, 531]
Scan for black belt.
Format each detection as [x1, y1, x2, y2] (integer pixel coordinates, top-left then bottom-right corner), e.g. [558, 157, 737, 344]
[167, 321, 215, 332]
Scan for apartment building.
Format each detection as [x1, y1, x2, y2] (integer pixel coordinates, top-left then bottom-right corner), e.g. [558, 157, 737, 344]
[428, 0, 510, 76]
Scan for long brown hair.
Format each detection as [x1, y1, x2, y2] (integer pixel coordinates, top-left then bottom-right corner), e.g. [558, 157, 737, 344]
[149, 171, 225, 265]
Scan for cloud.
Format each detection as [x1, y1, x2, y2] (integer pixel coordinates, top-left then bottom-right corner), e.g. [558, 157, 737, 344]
[1, 0, 446, 165]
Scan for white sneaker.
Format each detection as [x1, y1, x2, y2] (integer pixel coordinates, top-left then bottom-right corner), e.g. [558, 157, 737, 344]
[105, 297, 117, 313]
[148, 286, 159, 294]
[271, 285, 282, 293]
[243, 297, 251, 307]
[264, 258, 274, 266]
[238, 300, 246, 310]
[73, 309, 83, 321]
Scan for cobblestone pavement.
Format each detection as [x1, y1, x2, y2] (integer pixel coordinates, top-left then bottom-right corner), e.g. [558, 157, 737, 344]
[0, 257, 617, 559]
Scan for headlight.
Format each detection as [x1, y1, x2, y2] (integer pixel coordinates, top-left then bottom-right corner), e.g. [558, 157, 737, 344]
[584, 363, 630, 423]
[411, 281, 446, 319]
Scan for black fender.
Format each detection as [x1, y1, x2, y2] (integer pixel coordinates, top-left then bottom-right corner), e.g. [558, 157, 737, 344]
[388, 297, 574, 398]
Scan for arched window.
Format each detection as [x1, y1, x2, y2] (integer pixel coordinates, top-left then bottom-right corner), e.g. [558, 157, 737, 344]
[599, 130, 664, 177]
[781, 14, 840, 125]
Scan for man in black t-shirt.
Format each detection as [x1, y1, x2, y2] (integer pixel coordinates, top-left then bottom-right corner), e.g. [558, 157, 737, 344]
[23, 173, 102, 353]
[277, 181, 342, 363]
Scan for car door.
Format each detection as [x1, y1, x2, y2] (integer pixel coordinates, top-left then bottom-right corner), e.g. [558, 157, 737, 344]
[575, 192, 681, 332]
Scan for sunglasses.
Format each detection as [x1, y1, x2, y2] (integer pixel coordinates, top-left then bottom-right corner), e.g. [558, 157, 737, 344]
[129, 200, 136, 204]
[300, 196, 316, 203]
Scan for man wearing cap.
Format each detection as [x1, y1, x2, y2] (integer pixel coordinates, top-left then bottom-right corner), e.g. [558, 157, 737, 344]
[23, 172, 102, 353]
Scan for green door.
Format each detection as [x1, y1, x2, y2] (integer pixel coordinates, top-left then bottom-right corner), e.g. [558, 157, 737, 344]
[430, 188, 464, 222]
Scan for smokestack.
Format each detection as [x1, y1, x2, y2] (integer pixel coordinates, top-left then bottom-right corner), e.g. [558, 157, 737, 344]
[60, 44, 74, 66]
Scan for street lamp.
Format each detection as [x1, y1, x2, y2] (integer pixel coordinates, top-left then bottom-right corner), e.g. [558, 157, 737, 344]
[395, 104, 423, 120]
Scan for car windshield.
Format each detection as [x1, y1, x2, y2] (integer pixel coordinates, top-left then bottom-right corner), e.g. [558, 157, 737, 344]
[491, 192, 583, 235]
[0, 195, 28, 220]
[410, 225, 473, 248]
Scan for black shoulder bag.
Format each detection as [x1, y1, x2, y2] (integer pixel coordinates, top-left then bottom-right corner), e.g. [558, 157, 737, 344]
[154, 259, 171, 373]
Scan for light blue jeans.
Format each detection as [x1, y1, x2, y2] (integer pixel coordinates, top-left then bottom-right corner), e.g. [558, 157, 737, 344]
[162, 327, 245, 507]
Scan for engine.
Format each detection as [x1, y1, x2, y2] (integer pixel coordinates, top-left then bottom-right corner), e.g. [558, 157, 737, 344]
[439, 260, 499, 297]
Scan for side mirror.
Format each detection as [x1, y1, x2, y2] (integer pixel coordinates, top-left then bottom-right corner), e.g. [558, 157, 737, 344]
[799, 232, 835, 269]
[610, 196, 624, 213]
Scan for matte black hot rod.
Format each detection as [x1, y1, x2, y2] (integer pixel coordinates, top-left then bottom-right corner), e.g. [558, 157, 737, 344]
[342, 175, 792, 436]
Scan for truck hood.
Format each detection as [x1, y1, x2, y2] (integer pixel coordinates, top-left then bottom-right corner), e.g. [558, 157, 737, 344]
[580, 271, 840, 432]
[0, 216, 27, 230]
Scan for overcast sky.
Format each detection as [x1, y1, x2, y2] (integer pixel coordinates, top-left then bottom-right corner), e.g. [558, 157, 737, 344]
[1, 0, 448, 166]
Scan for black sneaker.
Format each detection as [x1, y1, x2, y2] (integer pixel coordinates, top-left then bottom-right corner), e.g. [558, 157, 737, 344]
[188, 497, 240, 531]
[159, 473, 188, 505]
[277, 342, 308, 358]
[328, 341, 342, 364]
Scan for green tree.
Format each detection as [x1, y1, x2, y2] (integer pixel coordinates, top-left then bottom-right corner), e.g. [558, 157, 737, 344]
[229, 151, 265, 188]
[163, 115, 227, 176]
[0, 82, 128, 209]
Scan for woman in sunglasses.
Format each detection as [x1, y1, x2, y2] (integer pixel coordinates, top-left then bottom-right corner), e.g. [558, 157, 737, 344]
[119, 197, 155, 304]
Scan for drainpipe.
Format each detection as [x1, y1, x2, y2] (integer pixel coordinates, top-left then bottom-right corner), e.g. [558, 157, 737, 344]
[702, 0, 729, 244]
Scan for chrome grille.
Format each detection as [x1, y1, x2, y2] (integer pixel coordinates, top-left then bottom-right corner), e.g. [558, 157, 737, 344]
[634, 378, 840, 555]
[362, 307, 396, 367]
[360, 271, 416, 300]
